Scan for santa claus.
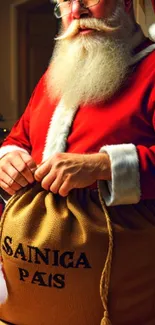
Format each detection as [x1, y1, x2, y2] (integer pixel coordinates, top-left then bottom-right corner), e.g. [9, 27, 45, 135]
[0, 0, 155, 324]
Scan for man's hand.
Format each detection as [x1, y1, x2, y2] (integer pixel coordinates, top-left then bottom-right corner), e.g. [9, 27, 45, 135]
[34, 153, 111, 197]
[0, 151, 36, 195]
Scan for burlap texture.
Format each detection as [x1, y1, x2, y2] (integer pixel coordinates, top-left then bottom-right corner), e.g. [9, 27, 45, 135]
[0, 184, 109, 325]
[0, 183, 155, 325]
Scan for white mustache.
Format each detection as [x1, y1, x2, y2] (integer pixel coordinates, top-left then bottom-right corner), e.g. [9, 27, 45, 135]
[55, 18, 120, 41]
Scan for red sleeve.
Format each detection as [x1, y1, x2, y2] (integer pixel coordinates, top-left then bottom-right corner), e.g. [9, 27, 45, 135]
[0, 198, 4, 217]
[137, 84, 155, 200]
[1, 75, 45, 154]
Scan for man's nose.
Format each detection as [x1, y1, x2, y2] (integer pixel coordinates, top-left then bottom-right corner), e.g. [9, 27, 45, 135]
[71, 0, 90, 19]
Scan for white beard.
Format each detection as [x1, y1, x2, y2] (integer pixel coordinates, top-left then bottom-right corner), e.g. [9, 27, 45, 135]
[46, 4, 135, 108]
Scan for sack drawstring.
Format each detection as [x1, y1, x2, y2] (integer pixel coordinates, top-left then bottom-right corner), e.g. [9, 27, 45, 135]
[98, 185, 114, 325]
[0, 196, 16, 304]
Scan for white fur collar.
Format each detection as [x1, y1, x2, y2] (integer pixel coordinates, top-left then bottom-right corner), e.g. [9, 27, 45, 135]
[129, 24, 155, 66]
[130, 43, 155, 65]
[42, 101, 78, 161]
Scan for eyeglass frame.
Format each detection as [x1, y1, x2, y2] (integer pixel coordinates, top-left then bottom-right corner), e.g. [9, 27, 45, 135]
[53, 0, 100, 19]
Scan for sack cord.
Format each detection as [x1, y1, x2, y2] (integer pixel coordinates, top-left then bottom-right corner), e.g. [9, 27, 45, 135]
[98, 185, 114, 325]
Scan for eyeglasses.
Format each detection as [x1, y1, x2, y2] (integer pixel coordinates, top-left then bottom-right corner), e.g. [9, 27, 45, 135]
[53, 0, 100, 19]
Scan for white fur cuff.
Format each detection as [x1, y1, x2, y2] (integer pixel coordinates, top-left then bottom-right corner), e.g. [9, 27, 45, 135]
[99, 144, 141, 206]
[0, 145, 28, 159]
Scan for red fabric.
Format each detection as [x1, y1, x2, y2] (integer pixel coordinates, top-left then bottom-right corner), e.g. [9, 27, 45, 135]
[152, 0, 155, 12]
[124, 0, 133, 12]
[0, 201, 4, 217]
[1, 45, 155, 200]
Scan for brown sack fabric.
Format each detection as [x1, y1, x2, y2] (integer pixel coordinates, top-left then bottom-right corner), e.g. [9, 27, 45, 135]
[0, 183, 112, 325]
[1, 183, 155, 325]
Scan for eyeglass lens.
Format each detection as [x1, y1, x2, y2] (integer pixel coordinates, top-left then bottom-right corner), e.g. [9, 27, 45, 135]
[54, 0, 100, 18]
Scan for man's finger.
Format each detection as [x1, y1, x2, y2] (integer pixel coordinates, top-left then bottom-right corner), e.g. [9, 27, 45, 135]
[2, 163, 29, 187]
[35, 161, 51, 181]
[49, 173, 64, 193]
[0, 171, 22, 191]
[58, 177, 73, 197]
[9, 156, 35, 184]
[21, 152, 37, 170]
[0, 180, 16, 196]
[41, 171, 56, 191]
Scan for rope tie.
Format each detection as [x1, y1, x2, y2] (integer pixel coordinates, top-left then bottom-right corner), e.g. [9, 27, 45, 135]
[0, 195, 17, 304]
[98, 185, 114, 325]
[100, 311, 112, 325]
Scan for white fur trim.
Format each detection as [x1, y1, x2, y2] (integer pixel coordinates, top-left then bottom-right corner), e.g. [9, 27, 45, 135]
[128, 24, 155, 66]
[149, 24, 155, 42]
[42, 101, 78, 161]
[99, 144, 141, 206]
[0, 145, 28, 159]
[130, 44, 155, 66]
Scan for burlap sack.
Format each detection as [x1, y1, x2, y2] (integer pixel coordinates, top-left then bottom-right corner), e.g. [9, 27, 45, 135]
[0, 183, 112, 325]
[0, 183, 155, 325]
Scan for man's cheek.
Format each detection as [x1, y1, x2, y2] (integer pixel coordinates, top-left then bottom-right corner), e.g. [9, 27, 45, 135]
[62, 15, 73, 30]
